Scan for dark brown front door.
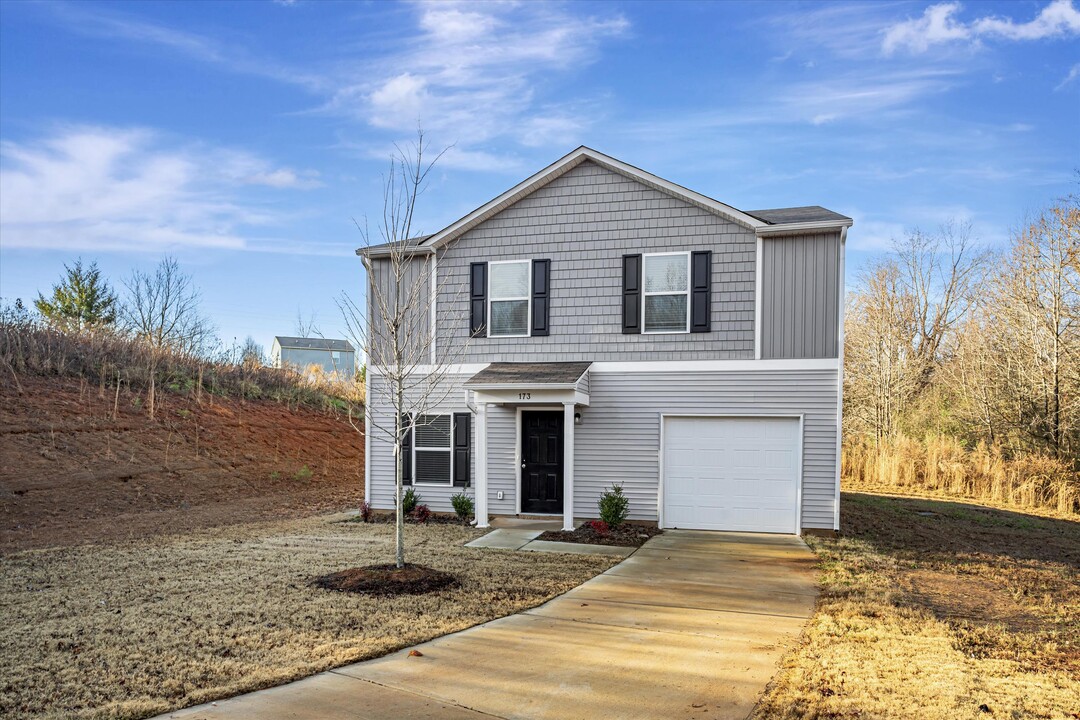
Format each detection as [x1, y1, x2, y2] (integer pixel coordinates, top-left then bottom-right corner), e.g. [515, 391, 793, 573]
[521, 411, 563, 514]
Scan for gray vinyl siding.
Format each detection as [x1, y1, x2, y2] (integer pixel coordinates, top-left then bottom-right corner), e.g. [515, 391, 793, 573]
[761, 233, 841, 359]
[575, 368, 838, 530]
[275, 347, 355, 377]
[366, 254, 432, 366]
[433, 160, 757, 362]
[367, 373, 474, 514]
[367, 368, 839, 530]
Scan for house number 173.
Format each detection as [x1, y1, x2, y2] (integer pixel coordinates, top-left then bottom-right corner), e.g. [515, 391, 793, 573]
[519, 392, 531, 400]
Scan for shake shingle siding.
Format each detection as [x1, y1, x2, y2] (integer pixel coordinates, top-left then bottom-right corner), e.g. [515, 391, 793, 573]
[435, 161, 756, 362]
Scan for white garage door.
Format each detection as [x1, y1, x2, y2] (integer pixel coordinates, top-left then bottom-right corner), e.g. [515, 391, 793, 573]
[662, 416, 800, 534]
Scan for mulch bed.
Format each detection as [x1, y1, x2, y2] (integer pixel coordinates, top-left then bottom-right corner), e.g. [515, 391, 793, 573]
[537, 523, 663, 548]
[312, 564, 460, 597]
[347, 513, 468, 526]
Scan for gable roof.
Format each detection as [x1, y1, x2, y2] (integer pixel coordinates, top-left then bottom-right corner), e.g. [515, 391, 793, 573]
[273, 337, 354, 352]
[358, 147, 851, 257]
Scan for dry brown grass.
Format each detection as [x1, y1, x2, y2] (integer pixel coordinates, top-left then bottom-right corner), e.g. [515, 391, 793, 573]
[0, 517, 618, 720]
[753, 492, 1080, 720]
[843, 435, 1079, 516]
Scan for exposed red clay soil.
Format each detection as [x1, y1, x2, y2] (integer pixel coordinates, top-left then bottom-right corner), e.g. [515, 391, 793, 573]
[0, 376, 364, 552]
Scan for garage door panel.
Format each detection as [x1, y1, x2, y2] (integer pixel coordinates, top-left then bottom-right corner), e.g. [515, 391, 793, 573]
[663, 417, 799, 534]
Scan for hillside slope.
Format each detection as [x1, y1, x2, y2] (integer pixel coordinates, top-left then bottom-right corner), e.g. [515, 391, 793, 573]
[0, 376, 364, 551]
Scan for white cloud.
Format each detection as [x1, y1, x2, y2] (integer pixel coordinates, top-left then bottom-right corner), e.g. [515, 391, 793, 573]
[328, 1, 630, 165]
[883, 0, 1080, 55]
[1056, 62, 1080, 90]
[0, 126, 318, 252]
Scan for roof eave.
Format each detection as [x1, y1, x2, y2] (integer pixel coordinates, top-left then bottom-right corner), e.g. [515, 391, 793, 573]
[416, 147, 768, 251]
[756, 219, 854, 236]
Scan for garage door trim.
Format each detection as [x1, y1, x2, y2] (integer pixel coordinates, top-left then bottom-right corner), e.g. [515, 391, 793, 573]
[658, 414, 804, 535]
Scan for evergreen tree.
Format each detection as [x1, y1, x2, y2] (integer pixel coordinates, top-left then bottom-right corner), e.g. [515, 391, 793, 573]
[34, 259, 119, 331]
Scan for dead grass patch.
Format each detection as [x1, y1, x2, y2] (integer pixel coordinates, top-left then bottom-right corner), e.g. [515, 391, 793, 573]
[0, 516, 618, 720]
[753, 492, 1080, 720]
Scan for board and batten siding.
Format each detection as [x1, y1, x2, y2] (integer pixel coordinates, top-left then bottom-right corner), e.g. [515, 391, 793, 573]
[367, 367, 838, 530]
[434, 160, 757, 362]
[366, 253, 433, 365]
[761, 232, 841, 359]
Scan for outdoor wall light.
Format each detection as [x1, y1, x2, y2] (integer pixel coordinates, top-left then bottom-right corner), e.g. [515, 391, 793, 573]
[574, 412, 582, 425]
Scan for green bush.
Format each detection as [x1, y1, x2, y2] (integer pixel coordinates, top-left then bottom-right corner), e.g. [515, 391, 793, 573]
[451, 492, 474, 523]
[402, 487, 420, 514]
[598, 484, 630, 527]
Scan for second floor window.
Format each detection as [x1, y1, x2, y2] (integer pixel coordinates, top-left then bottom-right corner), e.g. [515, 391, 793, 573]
[643, 252, 690, 333]
[489, 260, 531, 337]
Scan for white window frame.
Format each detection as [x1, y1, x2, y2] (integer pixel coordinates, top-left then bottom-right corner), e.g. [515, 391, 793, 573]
[412, 413, 454, 486]
[642, 251, 691, 334]
[487, 259, 532, 338]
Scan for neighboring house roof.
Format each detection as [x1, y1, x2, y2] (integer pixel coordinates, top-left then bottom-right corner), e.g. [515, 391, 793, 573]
[358, 146, 851, 258]
[273, 337, 355, 352]
[465, 362, 592, 387]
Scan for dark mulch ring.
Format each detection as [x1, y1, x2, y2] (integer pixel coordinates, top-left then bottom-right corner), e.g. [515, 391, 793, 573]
[312, 564, 460, 597]
[537, 523, 664, 547]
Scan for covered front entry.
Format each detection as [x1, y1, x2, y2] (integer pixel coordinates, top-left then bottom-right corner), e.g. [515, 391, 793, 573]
[465, 361, 592, 531]
[662, 415, 802, 534]
[520, 410, 564, 514]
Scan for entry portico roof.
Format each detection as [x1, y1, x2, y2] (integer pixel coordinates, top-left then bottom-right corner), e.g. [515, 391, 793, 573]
[465, 362, 592, 388]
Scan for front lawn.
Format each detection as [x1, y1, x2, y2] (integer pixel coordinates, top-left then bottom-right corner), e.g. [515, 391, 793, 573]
[754, 492, 1080, 719]
[0, 517, 619, 720]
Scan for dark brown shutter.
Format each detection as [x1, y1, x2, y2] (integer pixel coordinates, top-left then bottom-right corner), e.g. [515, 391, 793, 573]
[690, 250, 712, 333]
[622, 254, 642, 334]
[531, 259, 550, 337]
[452, 413, 471, 487]
[400, 413, 413, 485]
[470, 262, 487, 337]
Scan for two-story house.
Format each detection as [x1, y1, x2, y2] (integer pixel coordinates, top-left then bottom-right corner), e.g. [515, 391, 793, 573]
[360, 147, 849, 536]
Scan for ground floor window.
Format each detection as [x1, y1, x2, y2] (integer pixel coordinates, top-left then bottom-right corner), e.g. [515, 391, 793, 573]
[413, 414, 452, 485]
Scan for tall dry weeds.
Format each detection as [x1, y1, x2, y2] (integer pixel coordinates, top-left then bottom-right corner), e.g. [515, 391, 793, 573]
[0, 312, 362, 414]
[843, 434, 1079, 515]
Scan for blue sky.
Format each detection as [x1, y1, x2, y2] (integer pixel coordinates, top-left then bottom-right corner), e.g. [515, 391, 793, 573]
[1, 0, 1077, 353]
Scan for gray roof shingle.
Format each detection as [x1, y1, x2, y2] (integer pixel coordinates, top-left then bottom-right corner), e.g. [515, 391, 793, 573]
[745, 206, 852, 225]
[274, 337, 355, 352]
[465, 362, 592, 386]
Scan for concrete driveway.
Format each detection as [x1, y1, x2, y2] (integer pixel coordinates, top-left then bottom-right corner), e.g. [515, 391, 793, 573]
[161, 530, 819, 720]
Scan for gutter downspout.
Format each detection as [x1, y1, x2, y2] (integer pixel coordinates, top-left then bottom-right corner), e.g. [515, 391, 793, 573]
[834, 226, 847, 532]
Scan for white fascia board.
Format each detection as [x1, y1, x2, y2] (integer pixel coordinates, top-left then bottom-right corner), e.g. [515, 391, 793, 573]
[366, 363, 490, 377]
[756, 219, 853, 236]
[417, 147, 768, 250]
[464, 382, 579, 391]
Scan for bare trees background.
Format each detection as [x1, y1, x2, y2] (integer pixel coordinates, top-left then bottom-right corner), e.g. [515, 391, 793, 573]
[844, 197, 1079, 511]
[123, 256, 215, 357]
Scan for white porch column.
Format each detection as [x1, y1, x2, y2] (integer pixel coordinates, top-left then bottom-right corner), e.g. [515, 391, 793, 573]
[563, 402, 575, 531]
[475, 402, 490, 528]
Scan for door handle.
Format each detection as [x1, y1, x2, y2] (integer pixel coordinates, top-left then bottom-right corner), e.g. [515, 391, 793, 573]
[521, 463, 526, 468]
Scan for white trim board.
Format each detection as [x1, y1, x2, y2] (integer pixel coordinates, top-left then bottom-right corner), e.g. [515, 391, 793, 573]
[367, 358, 839, 377]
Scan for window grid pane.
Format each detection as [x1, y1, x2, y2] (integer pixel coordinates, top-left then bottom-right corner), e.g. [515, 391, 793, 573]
[490, 299, 529, 336]
[644, 254, 688, 293]
[490, 261, 530, 299]
[644, 294, 688, 333]
[414, 415, 451, 447]
[415, 449, 451, 484]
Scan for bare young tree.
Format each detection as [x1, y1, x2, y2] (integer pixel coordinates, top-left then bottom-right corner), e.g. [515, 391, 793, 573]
[340, 131, 467, 569]
[294, 309, 321, 338]
[122, 256, 216, 419]
[122, 256, 215, 356]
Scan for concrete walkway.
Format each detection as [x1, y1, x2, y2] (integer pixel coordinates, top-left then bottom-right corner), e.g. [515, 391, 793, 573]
[160, 530, 819, 720]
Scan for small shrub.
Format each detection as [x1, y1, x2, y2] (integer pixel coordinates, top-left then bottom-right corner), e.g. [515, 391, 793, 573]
[402, 487, 420, 514]
[598, 484, 630, 527]
[412, 504, 431, 523]
[270, 471, 281, 481]
[359, 501, 373, 523]
[587, 519, 609, 536]
[294, 465, 312, 481]
[451, 492, 474, 523]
